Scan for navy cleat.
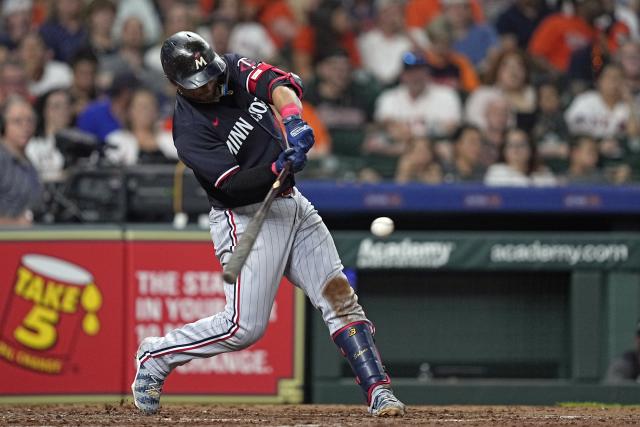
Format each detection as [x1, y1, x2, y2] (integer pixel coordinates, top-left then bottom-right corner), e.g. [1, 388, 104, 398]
[131, 338, 165, 414]
[368, 386, 406, 417]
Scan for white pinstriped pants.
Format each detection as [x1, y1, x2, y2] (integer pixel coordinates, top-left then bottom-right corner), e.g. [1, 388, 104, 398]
[141, 189, 367, 377]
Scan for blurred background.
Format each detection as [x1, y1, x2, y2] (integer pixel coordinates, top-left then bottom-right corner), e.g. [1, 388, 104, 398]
[1, 0, 640, 405]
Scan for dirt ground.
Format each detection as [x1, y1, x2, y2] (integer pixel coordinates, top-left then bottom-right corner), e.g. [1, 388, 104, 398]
[2, 404, 640, 427]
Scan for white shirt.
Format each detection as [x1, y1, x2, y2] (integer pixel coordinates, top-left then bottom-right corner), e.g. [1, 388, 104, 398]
[374, 83, 462, 137]
[229, 23, 277, 62]
[357, 29, 412, 85]
[564, 91, 629, 139]
[25, 135, 65, 182]
[105, 129, 177, 166]
[484, 163, 557, 187]
[28, 61, 73, 97]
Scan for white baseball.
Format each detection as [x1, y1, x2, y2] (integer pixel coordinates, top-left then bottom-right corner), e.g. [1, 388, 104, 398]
[370, 217, 394, 237]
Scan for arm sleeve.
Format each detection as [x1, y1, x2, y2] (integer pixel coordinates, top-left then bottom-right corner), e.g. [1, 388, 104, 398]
[224, 53, 304, 105]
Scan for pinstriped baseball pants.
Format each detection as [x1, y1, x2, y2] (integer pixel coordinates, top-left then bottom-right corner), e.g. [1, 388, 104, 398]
[141, 189, 368, 377]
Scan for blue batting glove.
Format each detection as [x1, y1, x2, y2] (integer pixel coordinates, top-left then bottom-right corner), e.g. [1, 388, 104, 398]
[283, 114, 315, 153]
[273, 148, 307, 174]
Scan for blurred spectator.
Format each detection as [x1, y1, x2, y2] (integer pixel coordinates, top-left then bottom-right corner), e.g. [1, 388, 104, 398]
[306, 49, 380, 158]
[299, 101, 331, 159]
[564, 135, 605, 183]
[532, 80, 571, 172]
[616, 0, 640, 40]
[0, 0, 34, 51]
[604, 320, 640, 383]
[395, 136, 443, 183]
[208, 15, 233, 53]
[528, 0, 629, 75]
[440, 0, 499, 69]
[85, 0, 117, 57]
[293, 0, 360, 81]
[423, 15, 479, 94]
[100, 16, 166, 96]
[0, 96, 42, 225]
[39, 0, 87, 63]
[465, 87, 515, 142]
[0, 59, 31, 105]
[495, 0, 552, 51]
[404, 0, 484, 39]
[481, 49, 537, 131]
[69, 48, 99, 117]
[259, 0, 311, 52]
[105, 88, 177, 165]
[567, 30, 612, 94]
[619, 40, 640, 97]
[565, 64, 629, 139]
[479, 93, 513, 167]
[358, 0, 413, 85]
[484, 128, 556, 186]
[443, 123, 485, 182]
[18, 31, 73, 98]
[374, 51, 462, 141]
[228, 1, 277, 62]
[112, 0, 161, 47]
[25, 89, 72, 182]
[144, 1, 196, 74]
[76, 72, 138, 143]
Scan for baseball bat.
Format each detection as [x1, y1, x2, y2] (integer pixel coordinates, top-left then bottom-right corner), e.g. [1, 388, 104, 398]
[222, 161, 292, 284]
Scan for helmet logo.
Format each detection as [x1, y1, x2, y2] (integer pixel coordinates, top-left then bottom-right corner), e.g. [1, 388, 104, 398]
[194, 52, 208, 70]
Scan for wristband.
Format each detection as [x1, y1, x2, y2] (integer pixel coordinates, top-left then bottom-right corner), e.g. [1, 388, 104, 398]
[281, 103, 301, 120]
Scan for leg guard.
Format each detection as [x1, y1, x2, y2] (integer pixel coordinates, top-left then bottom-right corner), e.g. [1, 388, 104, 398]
[332, 321, 391, 404]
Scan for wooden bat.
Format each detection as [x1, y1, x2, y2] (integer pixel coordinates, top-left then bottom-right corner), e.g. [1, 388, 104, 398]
[222, 161, 292, 284]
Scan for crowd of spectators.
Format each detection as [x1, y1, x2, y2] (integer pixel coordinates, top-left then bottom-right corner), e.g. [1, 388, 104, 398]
[2, 0, 640, 224]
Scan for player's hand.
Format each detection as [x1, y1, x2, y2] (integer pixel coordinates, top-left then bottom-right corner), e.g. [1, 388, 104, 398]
[283, 115, 315, 153]
[273, 148, 307, 174]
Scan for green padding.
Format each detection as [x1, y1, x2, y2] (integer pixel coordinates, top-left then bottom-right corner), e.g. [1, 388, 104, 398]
[333, 232, 640, 271]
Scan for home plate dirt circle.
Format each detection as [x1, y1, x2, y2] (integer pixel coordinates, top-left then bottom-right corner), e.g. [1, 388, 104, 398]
[2, 403, 640, 426]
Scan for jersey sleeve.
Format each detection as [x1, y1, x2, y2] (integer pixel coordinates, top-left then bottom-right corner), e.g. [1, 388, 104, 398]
[223, 53, 304, 105]
[173, 118, 240, 190]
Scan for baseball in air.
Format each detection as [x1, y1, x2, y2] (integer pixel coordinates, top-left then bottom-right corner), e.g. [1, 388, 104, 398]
[370, 217, 394, 237]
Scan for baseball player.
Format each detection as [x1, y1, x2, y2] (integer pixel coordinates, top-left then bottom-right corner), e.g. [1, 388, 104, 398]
[131, 31, 405, 417]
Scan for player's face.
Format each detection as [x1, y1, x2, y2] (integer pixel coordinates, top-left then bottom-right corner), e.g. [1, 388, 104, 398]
[179, 78, 223, 103]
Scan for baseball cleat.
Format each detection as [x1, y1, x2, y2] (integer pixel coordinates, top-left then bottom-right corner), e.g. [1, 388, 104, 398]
[131, 338, 165, 415]
[368, 386, 406, 417]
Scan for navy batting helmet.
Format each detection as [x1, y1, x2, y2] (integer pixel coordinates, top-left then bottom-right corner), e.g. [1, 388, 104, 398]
[160, 31, 226, 90]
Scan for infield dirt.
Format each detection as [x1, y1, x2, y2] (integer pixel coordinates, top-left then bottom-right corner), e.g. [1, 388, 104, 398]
[2, 403, 640, 426]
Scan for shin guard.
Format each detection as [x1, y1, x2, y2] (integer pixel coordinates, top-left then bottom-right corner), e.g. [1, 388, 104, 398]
[332, 321, 391, 403]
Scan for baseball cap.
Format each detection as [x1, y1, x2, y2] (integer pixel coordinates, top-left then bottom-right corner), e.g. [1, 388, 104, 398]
[402, 51, 430, 71]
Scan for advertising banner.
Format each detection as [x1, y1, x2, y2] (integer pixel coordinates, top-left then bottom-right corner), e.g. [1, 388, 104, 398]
[333, 232, 640, 271]
[0, 235, 125, 394]
[125, 233, 304, 401]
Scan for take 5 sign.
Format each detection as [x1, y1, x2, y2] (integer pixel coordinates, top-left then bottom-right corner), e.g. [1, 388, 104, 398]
[0, 229, 304, 402]
[0, 233, 125, 394]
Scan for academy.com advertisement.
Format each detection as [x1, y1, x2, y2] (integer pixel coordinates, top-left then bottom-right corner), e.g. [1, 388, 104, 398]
[0, 231, 303, 401]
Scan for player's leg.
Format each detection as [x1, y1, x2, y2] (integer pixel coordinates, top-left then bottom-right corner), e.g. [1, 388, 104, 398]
[132, 200, 296, 413]
[284, 192, 405, 417]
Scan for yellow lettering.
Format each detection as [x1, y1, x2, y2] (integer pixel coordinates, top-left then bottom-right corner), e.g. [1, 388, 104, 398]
[16, 351, 62, 374]
[23, 275, 44, 304]
[14, 306, 59, 350]
[61, 287, 80, 313]
[0, 340, 15, 361]
[14, 267, 32, 296]
[42, 281, 65, 311]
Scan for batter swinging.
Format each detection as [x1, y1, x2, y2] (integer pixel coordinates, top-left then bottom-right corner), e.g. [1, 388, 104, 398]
[131, 31, 405, 417]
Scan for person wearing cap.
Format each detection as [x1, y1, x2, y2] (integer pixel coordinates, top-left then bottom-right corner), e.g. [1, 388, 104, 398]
[0, 0, 33, 51]
[604, 321, 640, 383]
[373, 51, 462, 141]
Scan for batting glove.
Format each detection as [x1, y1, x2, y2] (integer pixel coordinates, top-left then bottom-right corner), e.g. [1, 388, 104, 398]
[283, 114, 315, 153]
[273, 148, 307, 174]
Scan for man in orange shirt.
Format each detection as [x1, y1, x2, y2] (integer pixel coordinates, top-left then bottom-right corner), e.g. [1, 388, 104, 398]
[528, 0, 628, 74]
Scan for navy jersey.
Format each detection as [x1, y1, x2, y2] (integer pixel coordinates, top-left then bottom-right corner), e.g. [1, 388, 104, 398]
[172, 53, 300, 209]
